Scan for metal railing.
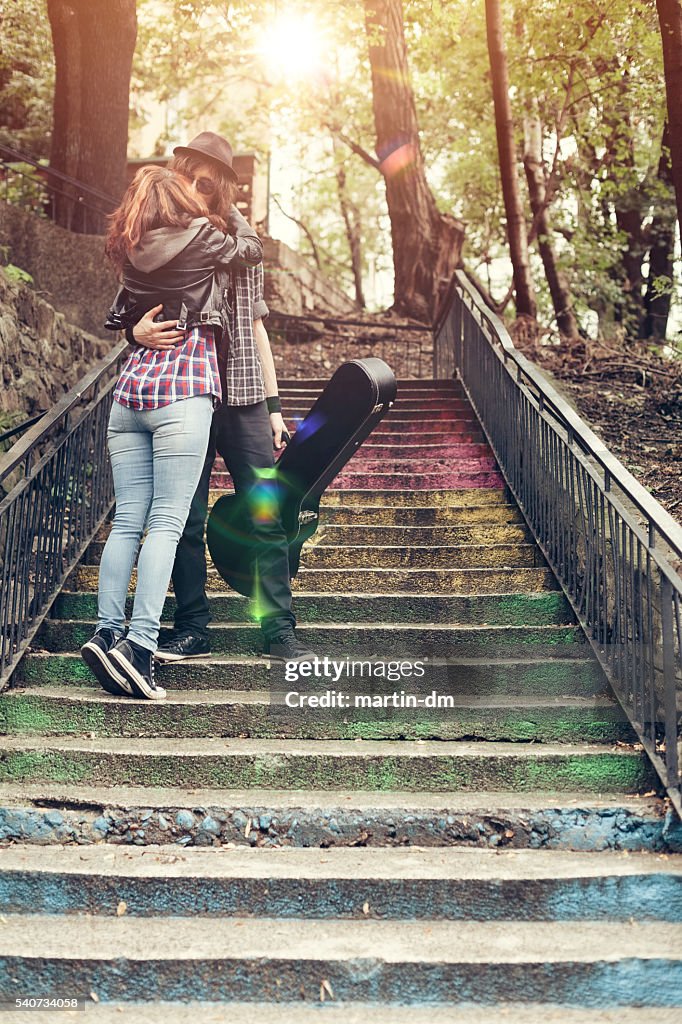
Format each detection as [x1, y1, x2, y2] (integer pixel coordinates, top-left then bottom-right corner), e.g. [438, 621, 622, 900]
[0, 143, 117, 234]
[435, 269, 682, 812]
[0, 342, 127, 688]
[268, 311, 433, 379]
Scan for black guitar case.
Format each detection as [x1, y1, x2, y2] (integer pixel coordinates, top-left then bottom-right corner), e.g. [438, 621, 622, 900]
[206, 357, 397, 596]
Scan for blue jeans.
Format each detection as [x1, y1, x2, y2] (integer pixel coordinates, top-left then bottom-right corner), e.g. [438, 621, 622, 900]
[98, 395, 214, 651]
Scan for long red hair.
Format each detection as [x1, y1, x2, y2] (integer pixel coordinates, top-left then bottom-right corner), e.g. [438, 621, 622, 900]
[105, 166, 218, 272]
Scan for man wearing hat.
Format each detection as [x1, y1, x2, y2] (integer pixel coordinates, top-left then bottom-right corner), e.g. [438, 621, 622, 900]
[127, 131, 316, 665]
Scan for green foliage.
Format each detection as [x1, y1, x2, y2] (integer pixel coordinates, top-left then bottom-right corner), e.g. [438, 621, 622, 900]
[2, 0, 677, 333]
[3, 264, 34, 286]
[0, 0, 54, 156]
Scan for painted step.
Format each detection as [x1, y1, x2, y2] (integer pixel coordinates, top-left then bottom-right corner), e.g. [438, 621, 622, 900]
[2, 845, 680, 920]
[278, 378, 459, 388]
[299, 504, 525, 526]
[81, 541, 546, 571]
[280, 387, 467, 399]
[0, 736, 656, 792]
[0, 690, 634, 744]
[319, 489, 512, 506]
[36, 620, 585, 657]
[370, 421, 482, 434]
[72, 565, 561, 594]
[299, 543, 546, 569]
[313, 523, 532, 545]
[324, 457, 501, 474]
[2, 915, 680, 1005]
[54, 591, 573, 627]
[0, 783, 675, 851]
[329, 471, 506, 489]
[18, 653, 609, 698]
[210, 471, 507, 489]
[5, 1003, 679, 1023]
[283, 399, 475, 414]
[282, 400, 475, 415]
[97, 498, 525, 526]
[353, 443, 493, 458]
[284, 410, 481, 423]
[83, 522, 534, 563]
[351, 442, 495, 458]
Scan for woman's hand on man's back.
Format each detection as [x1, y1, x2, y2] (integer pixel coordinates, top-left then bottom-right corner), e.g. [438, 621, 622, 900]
[133, 305, 186, 350]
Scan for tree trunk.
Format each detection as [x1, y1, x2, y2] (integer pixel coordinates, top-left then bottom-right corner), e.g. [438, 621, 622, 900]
[523, 114, 580, 342]
[642, 123, 676, 341]
[485, 0, 537, 320]
[47, 0, 137, 233]
[363, 0, 464, 321]
[657, 0, 682, 232]
[333, 139, 366, 308]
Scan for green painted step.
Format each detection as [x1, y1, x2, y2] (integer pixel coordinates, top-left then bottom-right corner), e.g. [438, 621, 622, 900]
[53, 591, 574, 627]
[36, 621, 586, 657]
[72, 565, 560, 595]
[0, 736, 656, 792]
[299, 544, 546, 570]
[0, 689, 634, 744]
[18, 652, 609, 697]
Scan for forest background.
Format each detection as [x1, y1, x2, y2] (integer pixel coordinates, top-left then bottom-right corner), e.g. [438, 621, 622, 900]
[1, 0, 681, 506]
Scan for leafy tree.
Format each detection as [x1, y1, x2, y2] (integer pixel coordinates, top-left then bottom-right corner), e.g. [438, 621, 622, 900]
[0, 0, 54, 156]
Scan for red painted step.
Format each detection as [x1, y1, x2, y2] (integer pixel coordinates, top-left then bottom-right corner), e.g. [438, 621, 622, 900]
[209, 470, 506, 490]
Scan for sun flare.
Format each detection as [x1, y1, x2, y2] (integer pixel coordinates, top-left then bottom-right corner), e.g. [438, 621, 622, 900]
[258, 13, 327, 81]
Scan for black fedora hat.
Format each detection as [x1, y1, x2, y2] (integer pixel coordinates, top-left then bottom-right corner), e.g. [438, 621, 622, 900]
[173, 131, 239, 183]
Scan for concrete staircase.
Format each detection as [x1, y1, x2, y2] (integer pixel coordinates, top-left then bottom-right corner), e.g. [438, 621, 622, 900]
[1, 377, 681, 1015]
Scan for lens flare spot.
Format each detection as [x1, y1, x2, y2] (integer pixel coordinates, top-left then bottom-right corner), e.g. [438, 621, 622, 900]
[294, 410, 328, 441]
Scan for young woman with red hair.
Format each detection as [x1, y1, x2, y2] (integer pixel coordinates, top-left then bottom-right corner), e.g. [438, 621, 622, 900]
[80, 165, 262, 700]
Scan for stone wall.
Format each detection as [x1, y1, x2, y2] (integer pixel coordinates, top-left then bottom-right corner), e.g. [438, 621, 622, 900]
[0, 268, 112, 420]
[263, 238, 358, 316]
[0, 203, 357, 340]
[0, 202, 118, 339]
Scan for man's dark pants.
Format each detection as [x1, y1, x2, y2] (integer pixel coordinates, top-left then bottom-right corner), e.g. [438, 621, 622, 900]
[171, 400, 296, 642]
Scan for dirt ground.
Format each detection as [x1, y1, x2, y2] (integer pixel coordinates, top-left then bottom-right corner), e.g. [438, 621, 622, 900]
[510, 331, 682, 519]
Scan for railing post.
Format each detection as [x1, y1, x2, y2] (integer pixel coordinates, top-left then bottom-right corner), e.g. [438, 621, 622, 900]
[660, 574, 680, 792]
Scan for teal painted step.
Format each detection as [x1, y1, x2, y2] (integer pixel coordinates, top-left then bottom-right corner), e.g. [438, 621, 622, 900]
[0, 782, 674, 851]
[0, 736, 656, 792]
[35, 620, 587, 657]
[2, 846, 680, 920]
[53, 591, 575, 627]
[2, 916, 681, 1006]
[17, 652, 609, 697]
[0, 689, 635, 744]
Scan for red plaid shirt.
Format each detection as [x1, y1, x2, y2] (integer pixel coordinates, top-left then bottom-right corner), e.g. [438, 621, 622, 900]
[113, 326, 221, 410]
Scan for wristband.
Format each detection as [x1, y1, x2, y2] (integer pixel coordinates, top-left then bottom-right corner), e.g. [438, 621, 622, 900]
[266, 396, 282, 414]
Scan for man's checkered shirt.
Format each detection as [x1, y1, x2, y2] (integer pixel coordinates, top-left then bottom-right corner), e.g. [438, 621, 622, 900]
[219, 260, 268, 406]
